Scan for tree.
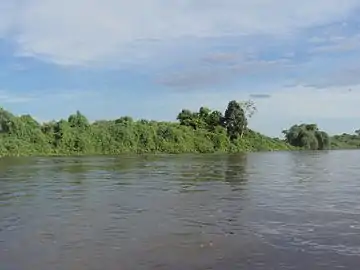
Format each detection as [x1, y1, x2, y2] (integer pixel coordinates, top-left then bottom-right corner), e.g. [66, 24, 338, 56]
[239, 100, 257, 120]
[115, 116, 133, 125]
[283, 123, 330, 150]
[315, 130, 330, 150]
[0, 108, 16, 133]
[177, 109, 195, 128]
[0, 100, 337, 156]
[68, 111, 89, 129]
[207, 110, 223, 131]
[198, 107, 211, 121]
[222, 100, 247, 140]
[177, 108, 208, 130]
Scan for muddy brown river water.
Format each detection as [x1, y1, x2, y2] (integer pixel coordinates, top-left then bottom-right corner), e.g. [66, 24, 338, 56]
[1, 151, 360, 269]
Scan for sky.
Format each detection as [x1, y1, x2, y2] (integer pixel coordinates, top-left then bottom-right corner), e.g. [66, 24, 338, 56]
[1, 1, 360, 136]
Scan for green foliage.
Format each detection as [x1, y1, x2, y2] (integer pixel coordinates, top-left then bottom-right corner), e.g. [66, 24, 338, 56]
[176, 107, 222, 131]
[0, 101, 300, 157]
[331, 131, 360, 149]
[222, 100, 247, 140]
[283, 124, 330, 150]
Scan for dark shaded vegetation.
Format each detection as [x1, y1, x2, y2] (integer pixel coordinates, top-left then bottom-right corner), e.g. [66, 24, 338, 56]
[1, 99, 358, 157]
[282, 124, 360, 150]
[282, 124, 330, 150]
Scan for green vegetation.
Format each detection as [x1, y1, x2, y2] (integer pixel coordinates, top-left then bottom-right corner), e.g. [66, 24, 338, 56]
[330, 131, 360, 149]
[1, 99, 359, 157]
[0, 100, 295, 157]
[282, 124, 360, 151]
[282, 124, 330, 150]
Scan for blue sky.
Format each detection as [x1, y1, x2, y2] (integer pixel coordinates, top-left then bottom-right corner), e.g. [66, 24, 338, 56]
[1, 0, 360, 136]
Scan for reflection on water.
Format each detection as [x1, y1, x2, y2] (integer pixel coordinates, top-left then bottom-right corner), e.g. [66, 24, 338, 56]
[1, 151, 360, 269]
[224, 154, 247, 190]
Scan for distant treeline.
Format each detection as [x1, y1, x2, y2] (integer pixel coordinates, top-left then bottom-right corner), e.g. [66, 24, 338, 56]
[0, 100, 357, 156]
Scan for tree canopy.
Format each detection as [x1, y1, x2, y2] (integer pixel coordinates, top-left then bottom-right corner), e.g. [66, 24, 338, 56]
[0, 100, 352, 157]
[282, 124, 330, 150]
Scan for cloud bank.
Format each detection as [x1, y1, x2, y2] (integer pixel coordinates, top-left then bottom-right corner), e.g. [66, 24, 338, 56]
[0, 0, 359, 65]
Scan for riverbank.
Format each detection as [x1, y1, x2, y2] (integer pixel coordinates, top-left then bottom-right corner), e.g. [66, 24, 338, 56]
[0, 100, 298, 157]
[0, 127, 295, 157]
[2, 99, 359, 157]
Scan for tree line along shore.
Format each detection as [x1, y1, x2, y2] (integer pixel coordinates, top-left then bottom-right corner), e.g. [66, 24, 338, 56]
[0, 100, 358, 157]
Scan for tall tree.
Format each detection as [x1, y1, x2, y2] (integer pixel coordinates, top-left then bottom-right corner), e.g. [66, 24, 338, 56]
[222, 100, 247, 140]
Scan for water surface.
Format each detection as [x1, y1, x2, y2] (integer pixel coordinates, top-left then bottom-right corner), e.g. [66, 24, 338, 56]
[1, 151, 360, 269]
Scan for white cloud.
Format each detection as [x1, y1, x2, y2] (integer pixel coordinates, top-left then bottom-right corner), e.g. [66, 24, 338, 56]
[0, 90, 35, 104]
[0, 0, 359, 65]
[158, 57, 293, 88]
[0, 2, 17, 37]
[254, 85, 360, 119]
[0, 89, 97, 106]
[311, 34, 360, 53]
[250, 85, 360, 135]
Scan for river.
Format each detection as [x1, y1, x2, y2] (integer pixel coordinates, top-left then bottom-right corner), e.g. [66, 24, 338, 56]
[1, 151, 360, 269]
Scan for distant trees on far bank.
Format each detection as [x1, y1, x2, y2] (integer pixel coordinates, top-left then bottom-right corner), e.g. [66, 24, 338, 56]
[2, 98, 360, 157]
[282, 124, 330, 150]
[177, 100, 256, 140]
